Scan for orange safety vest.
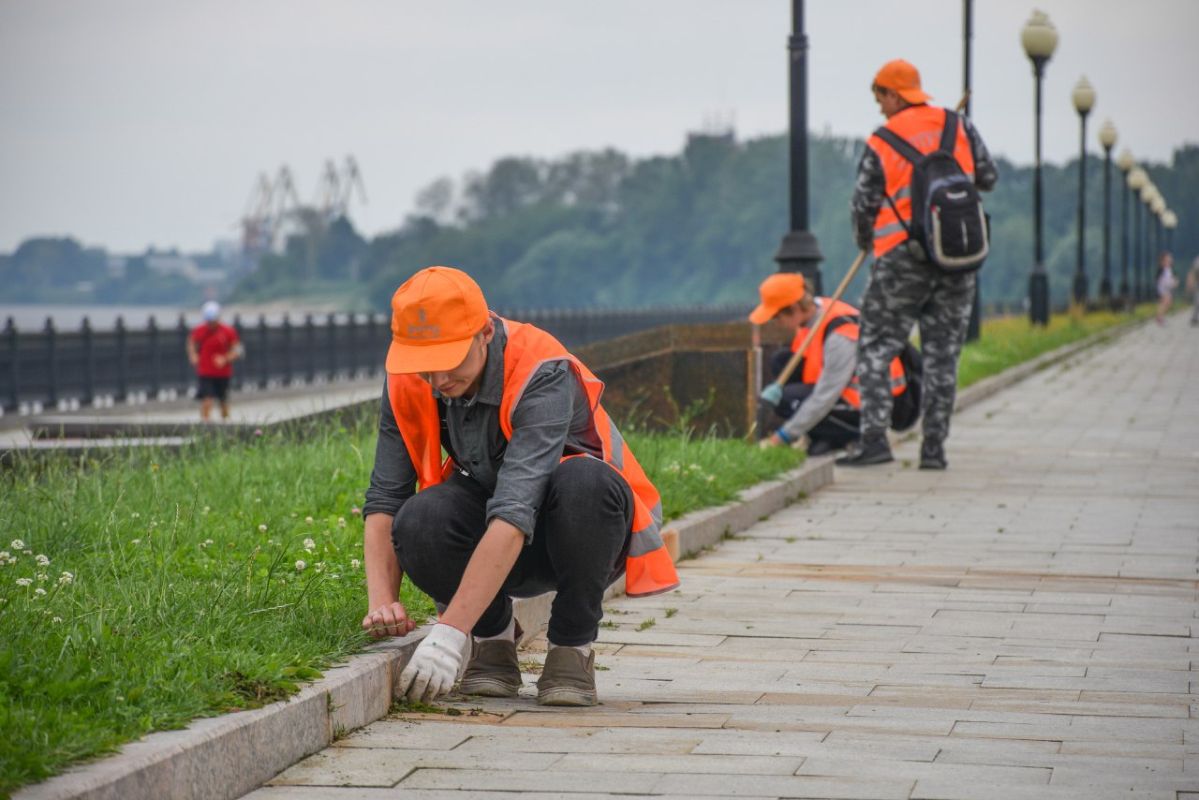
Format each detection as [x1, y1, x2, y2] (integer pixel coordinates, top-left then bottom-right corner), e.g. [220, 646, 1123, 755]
[789, 298, 907, 409]
[386, 316, 680, 598]
[866, 104, 976, 258]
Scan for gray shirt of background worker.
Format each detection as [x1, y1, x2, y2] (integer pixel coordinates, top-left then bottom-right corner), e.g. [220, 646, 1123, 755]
[778, 301, 859, 443]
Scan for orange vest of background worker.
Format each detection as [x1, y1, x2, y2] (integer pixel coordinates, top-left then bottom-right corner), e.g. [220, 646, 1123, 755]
[361, 266, 678, 709]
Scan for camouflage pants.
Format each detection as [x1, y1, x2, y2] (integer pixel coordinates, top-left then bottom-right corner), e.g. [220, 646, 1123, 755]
[856, 249, 975, 443]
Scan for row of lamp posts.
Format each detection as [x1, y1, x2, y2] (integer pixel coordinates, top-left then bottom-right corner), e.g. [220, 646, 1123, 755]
[1023, 10, 1180, 324]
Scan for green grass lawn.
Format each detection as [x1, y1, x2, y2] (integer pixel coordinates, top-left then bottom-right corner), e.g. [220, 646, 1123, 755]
[0, 415, 803, 794]
[958, 305, 1150, 388]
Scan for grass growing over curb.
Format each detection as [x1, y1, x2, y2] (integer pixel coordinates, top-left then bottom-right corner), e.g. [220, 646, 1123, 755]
[0, 415, 803, 793]
[0, 418, 434, 795]
[958, 306, 1150, 388]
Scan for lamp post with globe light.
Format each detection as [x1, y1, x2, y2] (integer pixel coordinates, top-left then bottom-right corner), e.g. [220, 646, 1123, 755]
[1071, 76, 1095, 305]
[1162, 210, 1177, 254]
[1127, 167, 1148, 302]
[1116, 149, 1134, 306]
[1097, 120, 1117, 305]
[1140, 182, 1156, 299]
[1021, 10, 1058, 324]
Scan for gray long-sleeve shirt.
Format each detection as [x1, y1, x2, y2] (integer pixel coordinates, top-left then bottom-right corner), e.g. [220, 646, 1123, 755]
[362, 320, 602, 542]
[780, 331, 858, 441]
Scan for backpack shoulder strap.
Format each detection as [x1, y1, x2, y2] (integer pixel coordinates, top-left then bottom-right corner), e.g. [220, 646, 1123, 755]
[873, 126, 923, 165]
[939, 110, 960, 154]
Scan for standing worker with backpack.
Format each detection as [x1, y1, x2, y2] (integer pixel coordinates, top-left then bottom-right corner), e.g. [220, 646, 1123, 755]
[838, 59, 998, 470]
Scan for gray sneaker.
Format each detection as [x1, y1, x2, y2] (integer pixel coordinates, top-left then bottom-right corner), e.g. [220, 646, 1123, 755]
[536, 646, 597, 706]
[458, 639, 523, 698]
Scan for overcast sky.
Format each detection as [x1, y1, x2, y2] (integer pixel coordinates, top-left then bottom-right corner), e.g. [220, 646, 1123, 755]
[1, 0, 1195, 254]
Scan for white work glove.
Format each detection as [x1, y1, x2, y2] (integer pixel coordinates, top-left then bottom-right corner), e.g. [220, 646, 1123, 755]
[759, 382, 783, 406]
[397, 622, 470, 703]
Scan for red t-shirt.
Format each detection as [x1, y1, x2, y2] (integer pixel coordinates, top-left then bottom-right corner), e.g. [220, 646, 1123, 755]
[190, 322, 239, 378]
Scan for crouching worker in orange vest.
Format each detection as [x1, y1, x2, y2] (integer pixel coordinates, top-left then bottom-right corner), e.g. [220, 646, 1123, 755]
[753, 273, 915, 456]
[361, 266, 679, 707]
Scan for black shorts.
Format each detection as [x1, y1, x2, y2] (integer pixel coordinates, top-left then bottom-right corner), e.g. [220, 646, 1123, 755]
[196, 376, 231, 402]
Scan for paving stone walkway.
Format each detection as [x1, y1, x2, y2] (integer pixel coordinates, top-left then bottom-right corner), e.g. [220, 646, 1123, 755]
[245, 315, 1199, 800]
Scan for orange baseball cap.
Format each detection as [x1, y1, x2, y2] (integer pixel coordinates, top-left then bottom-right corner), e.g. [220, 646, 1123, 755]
[873, 59, 931, 104]
[385, 266, 490, 374]
[748, 272, 806, 325]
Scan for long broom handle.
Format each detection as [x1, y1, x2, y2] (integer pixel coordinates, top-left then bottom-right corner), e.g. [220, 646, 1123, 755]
[772, 249, 868, 387]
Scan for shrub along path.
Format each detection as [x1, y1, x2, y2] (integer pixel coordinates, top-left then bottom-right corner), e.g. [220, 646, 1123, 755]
[251, 314, 1198, 800]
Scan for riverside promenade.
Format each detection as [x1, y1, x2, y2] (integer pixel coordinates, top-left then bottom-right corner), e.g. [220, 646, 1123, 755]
[243, 314, 1199, 800]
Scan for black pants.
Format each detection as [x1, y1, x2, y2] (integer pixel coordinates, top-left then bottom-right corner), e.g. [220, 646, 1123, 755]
[392, 457, 633, 647]
[770, 351, 861, 448]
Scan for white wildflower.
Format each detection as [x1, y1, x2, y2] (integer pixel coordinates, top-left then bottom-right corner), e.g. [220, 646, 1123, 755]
[10, 539, 25, 551]
[58, 571, 74, 585]
[130, 513, 140, 520]
[131, 538, 141, 545]
[34, 587, 46, 596]
[314, 561, 325, 573]
[35, 554, 50, 567]
[51, 616, 63, 624]
[0, 551, 11, 565]
[16, 577, 32, 587]
[337, 517, 347, 528]
[303, 537, 316, 552]
[330, 574, 340, 580]
[305, 516, 314, 524]
[36, 573, 48, 582]
[295, 560, 307, 572]
[258, 524, 268, 532]
[350, 558, 361, 569]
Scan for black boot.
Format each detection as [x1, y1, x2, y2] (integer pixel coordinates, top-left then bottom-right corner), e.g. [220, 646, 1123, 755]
[919, 438, 947, 470]
[835, 434, 893, 467]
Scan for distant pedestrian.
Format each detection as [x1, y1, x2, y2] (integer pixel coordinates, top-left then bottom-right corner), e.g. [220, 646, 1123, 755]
[186, 301, 243, 421]
[837, 59, 997, 471]
[1155, 252, 1178, 326]
[1186, 256, 1199, 327]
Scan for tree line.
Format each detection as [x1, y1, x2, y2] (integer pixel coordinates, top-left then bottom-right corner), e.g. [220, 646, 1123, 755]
[5, 132, 1195, 313]
[237, 131, 1197, 314]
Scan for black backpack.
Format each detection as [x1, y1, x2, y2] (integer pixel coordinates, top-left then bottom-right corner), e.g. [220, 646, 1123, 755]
[874, 111, 989, 273]
[823, 316, 922, 432]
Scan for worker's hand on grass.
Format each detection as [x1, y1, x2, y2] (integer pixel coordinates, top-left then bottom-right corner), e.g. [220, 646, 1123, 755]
[759, 382, 783, 406]
[758, 432, 785, 449]
[397, 622, 470, 703]
[362, 600, 416, 639]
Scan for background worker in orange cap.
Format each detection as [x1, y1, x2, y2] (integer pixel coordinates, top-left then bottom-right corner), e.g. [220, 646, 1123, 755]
[361, 266, 678, 707]
[840, 58, 998, 470]
[752, 273, 865, 457]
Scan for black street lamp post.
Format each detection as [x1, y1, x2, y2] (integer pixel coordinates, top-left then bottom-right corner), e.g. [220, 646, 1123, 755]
[774, 0, 824, 291]
[963, 0, 981, 341]
[1116, 148, 1134, 307]
[1097, 120, 1117, 305]
[1021, 11, 1058, 325]
[1071, 77, 1095, 306]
